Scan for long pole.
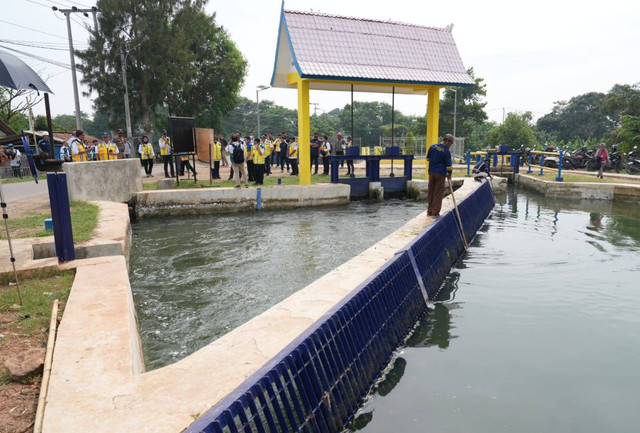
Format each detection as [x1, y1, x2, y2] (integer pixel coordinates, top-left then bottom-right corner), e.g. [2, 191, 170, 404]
[448, 177, 468, 249]
[120, 46, 133, 143]
[33, 299, 59, 433]
[64, 12, 82, 130]
[0, 178, 22, 304]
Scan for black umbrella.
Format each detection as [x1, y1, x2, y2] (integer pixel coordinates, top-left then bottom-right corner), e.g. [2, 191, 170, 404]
[0, 49, 57, 304]
[0, 49, 53, 93]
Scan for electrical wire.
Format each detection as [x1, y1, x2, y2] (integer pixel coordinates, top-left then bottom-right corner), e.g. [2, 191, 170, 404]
[0, 39, 72, 51]
[0, 19, 83, 44]
[0, 44, 72, 69]
[25, 0, 51, 8]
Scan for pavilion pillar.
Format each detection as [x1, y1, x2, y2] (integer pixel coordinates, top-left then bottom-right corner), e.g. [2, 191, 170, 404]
[425, 86, 441, 178]
[297, 78, 311, 185]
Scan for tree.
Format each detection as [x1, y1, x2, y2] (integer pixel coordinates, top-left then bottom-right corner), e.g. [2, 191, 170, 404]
[613, 115, 640, 153]
[78, 0, 246, 134]
[601, 83, 640, 126]
[536, 92, 614, 141]
[439, 67, 488, 143]
[0, 88, 40, 132]
[487, 112, 536, 148]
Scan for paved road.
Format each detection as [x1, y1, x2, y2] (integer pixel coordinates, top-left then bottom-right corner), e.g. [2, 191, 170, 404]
[0, 178, 49, 203]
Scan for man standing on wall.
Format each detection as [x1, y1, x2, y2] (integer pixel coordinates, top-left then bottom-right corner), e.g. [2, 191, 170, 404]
[426, 134, 454, 217]
[114, 129, 127, 159]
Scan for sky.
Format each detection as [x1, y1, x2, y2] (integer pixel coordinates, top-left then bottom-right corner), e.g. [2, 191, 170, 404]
[2, 0, 640, 127]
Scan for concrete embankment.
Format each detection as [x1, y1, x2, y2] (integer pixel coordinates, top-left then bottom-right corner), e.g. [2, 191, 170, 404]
[135, 183, 351, 218]
[41, 178, 492, 433]
[516, 174, 640, 202]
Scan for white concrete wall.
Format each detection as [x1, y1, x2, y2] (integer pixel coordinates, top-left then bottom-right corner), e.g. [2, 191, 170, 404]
[135, 183, 351, 218]
[64, 159, 142, 203]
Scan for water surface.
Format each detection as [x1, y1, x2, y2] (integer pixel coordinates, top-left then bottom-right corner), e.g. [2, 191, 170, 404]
[348, 189, 640, 433]
[130, 200, 426, 369]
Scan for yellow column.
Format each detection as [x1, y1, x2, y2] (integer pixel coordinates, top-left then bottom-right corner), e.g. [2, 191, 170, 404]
[297, 78, 311, 185]
[425, 86, 441, 178]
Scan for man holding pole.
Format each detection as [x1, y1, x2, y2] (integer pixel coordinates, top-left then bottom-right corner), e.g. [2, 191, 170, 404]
[426, 134, 454, 217]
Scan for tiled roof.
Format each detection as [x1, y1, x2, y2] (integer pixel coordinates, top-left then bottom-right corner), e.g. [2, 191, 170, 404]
[272, 10, 473, 89]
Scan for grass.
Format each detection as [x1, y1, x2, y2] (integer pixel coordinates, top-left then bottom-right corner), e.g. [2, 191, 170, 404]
[0, 267, 75, 337]
[0, 201, 99, 242]
[0, 174, 47, 185]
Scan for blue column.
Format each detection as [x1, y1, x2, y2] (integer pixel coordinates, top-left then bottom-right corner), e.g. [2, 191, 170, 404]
[46, 172, 75, 262]
[539, 155, 545, 176]
[404, 157, 413, 180]
[556, 150, 564, 182]
[527, 152, 533, 174]
[330, 158, 339, 183]
[466, 150, 471, 177]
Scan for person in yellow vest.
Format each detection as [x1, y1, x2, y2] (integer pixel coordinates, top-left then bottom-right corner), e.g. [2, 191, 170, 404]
[97, 132, 119, 160]
[245, 135, 255, 182]
[262, 134, 272, 176]
[287, 136, 299, 175]
[253, 137, 266, 185]
[70, 130, 89, 162]
[158, 129, 175, 178]
[138, 135, 155, 177]
[211, 137, 222, 179]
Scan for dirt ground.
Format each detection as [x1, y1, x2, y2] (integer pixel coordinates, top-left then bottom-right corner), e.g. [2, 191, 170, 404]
[0, 311, 43, 433]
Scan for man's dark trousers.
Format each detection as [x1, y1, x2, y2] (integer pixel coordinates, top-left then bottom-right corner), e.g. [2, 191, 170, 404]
[163, 155, 175, 177]
[427, 173, 447, 216]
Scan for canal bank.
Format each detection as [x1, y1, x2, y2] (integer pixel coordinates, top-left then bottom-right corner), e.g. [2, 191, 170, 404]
[516, 173, 640, 202]
[41, 179, 494, 433]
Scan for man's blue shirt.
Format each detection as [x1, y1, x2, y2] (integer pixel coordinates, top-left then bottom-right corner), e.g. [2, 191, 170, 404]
[427, 142, 453, 176]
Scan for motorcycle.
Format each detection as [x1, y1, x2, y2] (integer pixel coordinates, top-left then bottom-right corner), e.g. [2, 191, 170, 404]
[563, 150, 592, 170]
[626, 152, 640, 175]
[606, 148, 622, 173]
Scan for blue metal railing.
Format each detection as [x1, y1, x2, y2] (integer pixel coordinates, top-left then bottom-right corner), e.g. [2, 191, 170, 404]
[186, 181, 495, 433]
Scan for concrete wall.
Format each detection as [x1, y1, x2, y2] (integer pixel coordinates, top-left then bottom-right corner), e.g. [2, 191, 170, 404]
[135, 183, 351, 218]
[64, 159, 142, 203]
[516, 174, 640, 202]
[42, 179, 494, 433]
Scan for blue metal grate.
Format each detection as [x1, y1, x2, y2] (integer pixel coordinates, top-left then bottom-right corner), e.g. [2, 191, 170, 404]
[187, 181, 495, 433]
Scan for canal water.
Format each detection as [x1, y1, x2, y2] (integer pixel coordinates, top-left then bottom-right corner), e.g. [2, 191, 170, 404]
[347, 188, 640, 433]
[129, 200, 426, 370]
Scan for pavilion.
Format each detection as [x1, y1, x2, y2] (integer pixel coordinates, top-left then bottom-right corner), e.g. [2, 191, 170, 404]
[270, 8, 474, 185]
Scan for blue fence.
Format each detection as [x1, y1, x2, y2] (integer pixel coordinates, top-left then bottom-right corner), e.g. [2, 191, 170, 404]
[186, 181, 495, 433]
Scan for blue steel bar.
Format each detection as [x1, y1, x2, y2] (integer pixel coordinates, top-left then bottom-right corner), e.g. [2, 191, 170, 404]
[556, 150, 564, 182]
[466, 149, 471, 177]
[539, 155, 545, 176]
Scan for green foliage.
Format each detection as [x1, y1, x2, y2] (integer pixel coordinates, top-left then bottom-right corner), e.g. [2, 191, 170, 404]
[613, 115, 640, 153]
[439, 67, 488, 143]
[536, 92, 613, 141]
[77, 0, 246, 134]
[487, 112, 536, 148]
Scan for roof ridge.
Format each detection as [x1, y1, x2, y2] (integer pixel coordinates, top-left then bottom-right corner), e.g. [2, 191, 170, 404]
[283, 9, 451, 32]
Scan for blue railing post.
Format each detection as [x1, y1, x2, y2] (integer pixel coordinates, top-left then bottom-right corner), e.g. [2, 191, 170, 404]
[556, 150, 564, 182]
[539, 155, 545, 176]
[493, 153, 498, 168]
[527, 152, 533, 173]
[256, 187, 262, 211]
[466, 150, 471, 177]
[46, 172, 75, 262]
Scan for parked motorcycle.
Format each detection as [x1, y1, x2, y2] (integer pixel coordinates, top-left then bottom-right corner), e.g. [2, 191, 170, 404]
[606, 145, 622, 173]
[563, 147, 592, 170]
[626, 149, 640, 174]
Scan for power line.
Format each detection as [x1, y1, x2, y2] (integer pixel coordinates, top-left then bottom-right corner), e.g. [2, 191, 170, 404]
[0, 44, 72, 69]
[0, 39, 75, 51]
[0, 19, 83, 44]
[25, 0, 51, 8]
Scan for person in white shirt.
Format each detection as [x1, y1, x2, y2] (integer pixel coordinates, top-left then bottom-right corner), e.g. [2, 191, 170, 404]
[138, 135, 155, 177]
[7, 144, 22, 178]
[321, 134, 332, 175]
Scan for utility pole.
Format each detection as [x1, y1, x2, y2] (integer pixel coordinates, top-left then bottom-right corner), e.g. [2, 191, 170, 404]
[52, 6, 98, 131]
[120, 46, 133, 142]
[310, 102, 319, 116]
[452, 89, 457, 138]
[256, 85, 269, 137]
